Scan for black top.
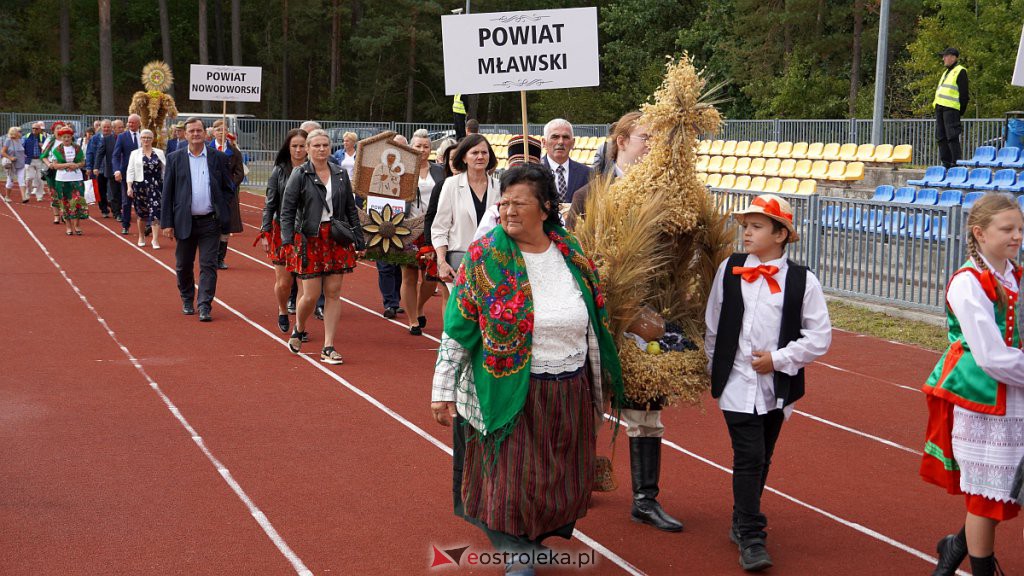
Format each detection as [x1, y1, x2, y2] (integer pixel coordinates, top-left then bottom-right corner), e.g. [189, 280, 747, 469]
[470, 184, 487, 224]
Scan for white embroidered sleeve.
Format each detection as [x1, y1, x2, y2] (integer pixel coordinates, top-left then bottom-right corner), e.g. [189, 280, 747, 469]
[948, 273, 1024, 387]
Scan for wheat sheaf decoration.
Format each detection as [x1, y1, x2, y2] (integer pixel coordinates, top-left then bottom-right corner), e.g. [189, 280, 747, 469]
[574, 55, 734, 408]
[141, 61, 174, 92]
[128, 61, 178, 148]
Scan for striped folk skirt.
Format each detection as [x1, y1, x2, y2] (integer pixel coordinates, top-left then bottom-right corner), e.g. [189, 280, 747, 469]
[461, 370, 596, 541]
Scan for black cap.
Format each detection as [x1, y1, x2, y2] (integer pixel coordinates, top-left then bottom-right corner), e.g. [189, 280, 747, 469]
[938, 47, 960, 57]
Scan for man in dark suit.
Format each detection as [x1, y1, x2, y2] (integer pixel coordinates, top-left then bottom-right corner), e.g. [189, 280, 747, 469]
[85, 120, 110, 217]
[113, 114, 142, 234]
[541, 118, 591, 205]
[165, 122, 186, 156]
[160, 117, 235, 322]
[93, 119, 120, 221]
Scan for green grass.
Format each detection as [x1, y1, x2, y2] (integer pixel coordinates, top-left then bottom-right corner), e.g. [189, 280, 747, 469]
[827, 300, 948, 352]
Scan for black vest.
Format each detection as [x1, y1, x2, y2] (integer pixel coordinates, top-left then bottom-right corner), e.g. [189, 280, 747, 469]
[710, 253, 808, 407]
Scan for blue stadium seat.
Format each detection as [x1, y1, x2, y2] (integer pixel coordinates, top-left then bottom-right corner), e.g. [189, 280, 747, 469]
[839, 208, 863, 230]
[862, 208, 887, 232]
[938, 190, 963, 205]
[912, 188, 938, 205]
[883, 212, 907, 234]
[995, 147, 1022, 168]
[893, 186, 916, 203]
[937, 166, 969, 188]
[907, 166, 945, 186]
[930, 215, 950, 242]
[1019, 195, 1024, 212]
[1008, 173, 1024, 193]
[962, 191, 984, 210]
[965, 168, 993, 190]
[871, 185, 895, 202]
[906, 214, 932, 239]
[957, 146, 996, 167]
[975, 168, 1016, 191]
[821, 205, 841, 228]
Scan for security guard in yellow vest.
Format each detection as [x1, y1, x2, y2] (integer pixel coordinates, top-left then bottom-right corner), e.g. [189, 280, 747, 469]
[933, 47, 970, 168]
[453, 93, 467, 140]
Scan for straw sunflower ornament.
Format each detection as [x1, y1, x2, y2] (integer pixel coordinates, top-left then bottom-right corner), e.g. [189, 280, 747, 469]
[574, 55, 735, 408]
[364, 204, 414, 253]
[129, 61, 178, 147]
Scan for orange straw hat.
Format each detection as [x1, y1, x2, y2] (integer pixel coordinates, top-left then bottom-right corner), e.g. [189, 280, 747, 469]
[732, 193, 800, 243]
[56, 125, 75, 137]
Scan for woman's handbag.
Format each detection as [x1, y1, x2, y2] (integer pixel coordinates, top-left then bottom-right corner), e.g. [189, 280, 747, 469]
[445, 250, 466, 270]
[330, 216, 357, 247]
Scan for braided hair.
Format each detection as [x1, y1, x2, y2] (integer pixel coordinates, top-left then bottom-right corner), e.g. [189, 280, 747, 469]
[965, 193, 1022, 311]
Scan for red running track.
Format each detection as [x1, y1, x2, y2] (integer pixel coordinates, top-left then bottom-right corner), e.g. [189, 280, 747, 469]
[0, 190, 1019, 575]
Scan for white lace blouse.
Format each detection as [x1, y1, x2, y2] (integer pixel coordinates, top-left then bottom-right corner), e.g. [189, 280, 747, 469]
[521, 242, 589, 374]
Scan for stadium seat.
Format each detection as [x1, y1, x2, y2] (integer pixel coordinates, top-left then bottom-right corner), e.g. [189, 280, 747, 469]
[810, 160, 830, 179]
[824, 161, 848, 180]
[764, 177, 783, 193]
[837, 143, 859, 161]
[747, 141, 765, 157]
[1008, 173, 1024, 193]
[780, 178, 800, 195]
[760, 141, 778, 158]
[778, 159, 798, 178]
[821, 205, 842, 228]
[722, 140, 738, 156]
[906, 214, 933, 239]
[705, 173, 722, 187]
[719, 174, 737, 189]
[734, 175, 751, 190]
[797, 179, 817, 195]
[938, 190, 963, 206]
[721, 156, 738, 174]
[893, 186, 916, 203]
[871, 144, 894, 163]
[855, 144, 876, 162]
[907, 166, 945, 186]
[762, 158, 781, 177]
[976, 168, 1016, 191]
[709, 140, 724, 156]
[837, 161, 865, 181]
[696, 172, 708, 183]
[748, 157, 767, 176]
[1018, 195, 1024, 212]
[790, 142, 809, 159]
[962, 191, 983, 209]
[839, 207, 864, 230]
[734, 156, 752, 174]
[748, 176, 767, 192]
[806, 142, 825, 160]
[695, 155, 710, 172]
[997, 147, 1024, 168]
[707, 156, 724, 173]
[958, 145, 996, 167]
[776, 142, 794, 158]
[912, 188, 939, 205]
[734, 140, 751, 156]
[793, 159, 814, 179]
[889, 144, 913, 163]
[871, 185, 895, 202]
[965, 168, 993, 190]
[938, 166, 969, 188]
[822, 143, 842, 161]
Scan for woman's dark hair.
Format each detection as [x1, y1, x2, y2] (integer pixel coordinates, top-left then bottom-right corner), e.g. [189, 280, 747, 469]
[452, 133, 497, 172]
[499, 163, 562, 225]
[274, 128, 308, 166]
[440, 145, 458, 178]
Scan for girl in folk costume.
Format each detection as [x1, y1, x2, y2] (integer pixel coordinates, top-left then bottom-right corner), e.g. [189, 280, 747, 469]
[40, 122, 64, 225]
[50, 125, 89, 235]
[922, 193, 1024, 576]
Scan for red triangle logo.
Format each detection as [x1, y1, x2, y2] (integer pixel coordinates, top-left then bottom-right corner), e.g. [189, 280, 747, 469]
[430, 545, 455, 568]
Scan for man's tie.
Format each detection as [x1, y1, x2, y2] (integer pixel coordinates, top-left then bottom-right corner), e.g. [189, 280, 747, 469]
[131, 132, 137, 147]
[732, 264, 782, 294]
[556, 165, 567, 201]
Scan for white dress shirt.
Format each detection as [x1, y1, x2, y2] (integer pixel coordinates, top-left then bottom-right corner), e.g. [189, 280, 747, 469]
[704, 254, 832, 416]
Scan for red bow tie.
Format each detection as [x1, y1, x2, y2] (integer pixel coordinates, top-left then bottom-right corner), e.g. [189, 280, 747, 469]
[732, 264, 781, 294]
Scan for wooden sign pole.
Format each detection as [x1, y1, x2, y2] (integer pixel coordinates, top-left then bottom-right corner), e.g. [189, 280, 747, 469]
[520, 90, 530, 164]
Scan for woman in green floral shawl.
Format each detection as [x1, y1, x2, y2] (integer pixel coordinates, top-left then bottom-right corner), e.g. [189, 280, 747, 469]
[50, 125, 89, 235]
[431, 164, 624, 575]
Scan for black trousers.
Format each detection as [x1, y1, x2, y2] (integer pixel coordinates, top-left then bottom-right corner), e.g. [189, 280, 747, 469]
[119, 179, 133, 227]
[936, 105, 963, 168]
[723, 409, 786, 541]
[106, 175, 122, 219]
[175, 214, 221, 309]
[94, 173, 110, 214]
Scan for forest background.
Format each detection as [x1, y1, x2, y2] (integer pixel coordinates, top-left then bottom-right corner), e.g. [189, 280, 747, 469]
[1, 0, 1023, 123]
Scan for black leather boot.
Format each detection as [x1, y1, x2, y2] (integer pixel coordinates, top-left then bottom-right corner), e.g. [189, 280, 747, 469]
[932, 527, 967, 576]
[629, 437, 683, 532]
[968, 554, 1004, 576]
[217, 240, 229, 270]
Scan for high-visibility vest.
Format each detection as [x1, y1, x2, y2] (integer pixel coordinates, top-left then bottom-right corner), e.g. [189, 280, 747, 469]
[933, 65, 965, 110]
[452, 93, 466, 115]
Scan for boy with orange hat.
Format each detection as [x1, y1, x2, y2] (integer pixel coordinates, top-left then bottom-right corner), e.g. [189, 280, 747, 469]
[704, 193, 833, 571]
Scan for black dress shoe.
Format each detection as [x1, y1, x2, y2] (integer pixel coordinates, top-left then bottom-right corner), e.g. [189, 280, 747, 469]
[101, 212, 110, 218]
[121, 227, 129, 235]
[277, 314, 290, 333]
[286, 300, 296, 315]
[182, 302, 195, 315]
[409, 325, 422, 336]
[383, 306, 397, 319]
[631, 498, 684, 532]
[198, 305, 212, 322]
[314, 306, 324, 320]
[396, 306, 405, 314]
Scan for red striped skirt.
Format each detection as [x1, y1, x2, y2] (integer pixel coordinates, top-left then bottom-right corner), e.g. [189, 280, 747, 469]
[461, 370, 596, 540]
[286, 222, 356, 279]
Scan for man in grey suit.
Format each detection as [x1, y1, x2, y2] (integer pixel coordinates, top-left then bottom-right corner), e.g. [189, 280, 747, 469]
[92, 119, 120, 221]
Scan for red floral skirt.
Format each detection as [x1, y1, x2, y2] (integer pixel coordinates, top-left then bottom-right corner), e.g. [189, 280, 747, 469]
[254, 221, 287, 266]
[286, 222, 357, 279]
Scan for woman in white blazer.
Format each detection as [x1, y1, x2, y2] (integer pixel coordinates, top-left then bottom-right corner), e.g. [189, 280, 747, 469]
[431, 134, 500, 286]
[125, 129, 167, 248]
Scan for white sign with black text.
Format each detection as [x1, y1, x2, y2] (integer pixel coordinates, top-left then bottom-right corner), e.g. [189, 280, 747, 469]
[189, 65, 263, 102]
[1014, 24, 1024, 87]
[441, 7, 599, 95]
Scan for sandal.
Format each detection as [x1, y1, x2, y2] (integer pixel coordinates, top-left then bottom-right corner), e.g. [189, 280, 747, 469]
[75, 230, 82, 236]
[65, 230, 72, 236]
[288, 328, 306, 354]
[320, 347, 344, 365]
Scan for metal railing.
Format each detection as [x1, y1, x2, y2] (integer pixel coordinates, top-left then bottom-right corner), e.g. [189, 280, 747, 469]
[711, 189, 966, 312]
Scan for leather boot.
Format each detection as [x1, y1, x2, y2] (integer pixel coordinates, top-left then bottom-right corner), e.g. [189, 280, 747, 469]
[968, 554, 1004, 576]
[931, 527, 966, 576]
[629, 437, 683, 532]
[217, 240, 229, 270]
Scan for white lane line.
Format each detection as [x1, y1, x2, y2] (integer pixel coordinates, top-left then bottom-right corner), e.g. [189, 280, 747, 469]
[4, 203, 313, 576]
[813, 360, 922, 393]
[88, 219, 644, 576]
[792, 410, 922, 455]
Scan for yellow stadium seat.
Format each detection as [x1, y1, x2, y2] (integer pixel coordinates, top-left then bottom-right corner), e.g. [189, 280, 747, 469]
[734, 156, 752, 175]
[721, 156, 738, 173]
[696, 172, 708, 183]
[722, 140, 738, 156]
[790, 142, 809, 159]
[855, 144, 875, 162]
[735, 141, 751, 156]
[810, 160, 830, 179]
[705, 173, 722, 187]
[793, 159, 814, 179]
[762, 141, 779, 158]
[697, 139, 711, 154]
[747, 141, 765, 157]
[748, 157, 766, 176]
[588, 136, 601, 149]
[838, 161, 865, 181]
[696, 155, 710, 172]
[764, 177, 783, 194]
[763, 158, 782, 177]
[707, 156, 724, 173]
[890, 144, 913, 163]
[838, 143, 859, 161]
[780, 178, 800, 195]
[778, 159, 797, 178]
[806, 142, 825, 160]
[748, 176, 767, 192]
[569, 150, 581, 162]
[720, 174, 737, 189]
[871, 144, 894, 163]
[709, 140, 724, 155]
[825, 160, 848, 180]
[822, 143, 842, 161]
[734, 175, 752, 190]
[586, 150, 597, 164]
[775, 142, 793, 158]
[798, 179, 818, 195]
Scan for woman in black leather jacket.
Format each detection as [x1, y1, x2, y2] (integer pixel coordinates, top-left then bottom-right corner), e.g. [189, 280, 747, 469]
[259, 128, 307, 334]
[280, 129, 365, 364]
